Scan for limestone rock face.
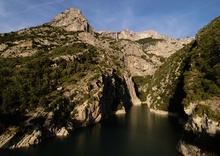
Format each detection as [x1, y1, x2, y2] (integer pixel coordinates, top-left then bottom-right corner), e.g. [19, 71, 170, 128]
[0, 132, 16, 149]
[49, 8, 94, 33]
[179, 101, 220, 155]
[118, 29, 164, 41]
[0, 43, 8, 51]
[12, 130, 42, 149]
[144, 37, 193, 58]
[99, 29, 193, 77]
[176, 140, 203, 156]
[115, 106, 126, 115]
[74, 101, 101, 126]
[77, 32, 99, 46]
[56, 127, 69, 136]
[185, 114, 220, 135]
[121, 41, 156, 75]
[118, 29, 194, 58]
[124, 74, 141, 105]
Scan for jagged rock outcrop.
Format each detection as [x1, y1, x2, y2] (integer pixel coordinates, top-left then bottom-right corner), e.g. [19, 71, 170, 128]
[176, 104, 220, 155]
[186, 114, 220, 135]
[0, 43, 8, 51]
[118, 29, 194, 58]
[74, 101, 101, 126]
[144, 37, 193, 58]
[119, 40, 158, 76]
[176, 140, 203, 156]
[56, 127, 69, 136]
[100, 29, 193, 58]
[115, 107, 126, 115]
[119, 29, 162, 40]
[98, 29, 193, 77]
[49, 8, 94, 33]
[124, 74, 141, 105]
[12, 130, 42, 148]
[0, 132, 16, 149]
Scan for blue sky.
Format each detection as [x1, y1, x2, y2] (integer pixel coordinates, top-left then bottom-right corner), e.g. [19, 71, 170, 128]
[0, 0, 219, 38]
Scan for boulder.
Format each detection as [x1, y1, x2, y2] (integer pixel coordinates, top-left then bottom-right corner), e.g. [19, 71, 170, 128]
[56, 127, 69, 136]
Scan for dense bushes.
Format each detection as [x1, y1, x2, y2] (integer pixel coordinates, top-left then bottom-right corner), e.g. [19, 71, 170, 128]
[193, 104, 220, 121]
[0, 43, 99, 117]
[182, 17, 220, 106]
[132, 75, 152, 101]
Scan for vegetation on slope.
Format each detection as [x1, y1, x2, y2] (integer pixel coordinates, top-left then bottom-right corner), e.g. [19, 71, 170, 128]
[0, 42, 100, 133]
[132, 75, 152, 101]
[144, 44, 190, 111]
[183, 17, 220, 105]
[147, 16, 220, 120]
[0, 21, 130, 135]
[141, 17, 220, 155]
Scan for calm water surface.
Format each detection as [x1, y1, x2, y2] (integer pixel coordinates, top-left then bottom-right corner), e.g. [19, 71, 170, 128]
[1, 105, 182, 156]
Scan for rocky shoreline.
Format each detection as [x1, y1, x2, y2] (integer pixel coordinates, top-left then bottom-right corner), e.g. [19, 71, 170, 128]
[149, 108, 178, 117]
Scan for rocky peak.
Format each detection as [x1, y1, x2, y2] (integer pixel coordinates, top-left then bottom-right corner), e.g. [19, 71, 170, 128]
[49, 8, 94, 33]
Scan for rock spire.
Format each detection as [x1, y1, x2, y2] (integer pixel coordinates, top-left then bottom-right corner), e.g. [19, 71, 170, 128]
[50, 8, 94, 33]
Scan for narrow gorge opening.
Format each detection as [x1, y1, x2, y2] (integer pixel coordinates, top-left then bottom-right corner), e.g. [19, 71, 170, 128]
[168, 59, 191, 120]
[168, 74, 188, 120]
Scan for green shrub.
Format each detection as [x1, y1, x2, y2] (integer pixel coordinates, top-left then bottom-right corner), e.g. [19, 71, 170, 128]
[132, 75, 152, 101]
[132, 75, 152, 87]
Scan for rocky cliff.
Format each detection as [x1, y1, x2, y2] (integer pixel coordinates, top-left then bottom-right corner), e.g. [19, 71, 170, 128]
[50, 8, 94, 33]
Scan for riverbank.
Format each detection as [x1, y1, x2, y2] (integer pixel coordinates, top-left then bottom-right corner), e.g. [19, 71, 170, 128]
[149, 108, 179, 117]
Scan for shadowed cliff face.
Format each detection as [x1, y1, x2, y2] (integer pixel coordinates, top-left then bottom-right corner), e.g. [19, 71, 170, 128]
[99, 71, 133, 118]
[168, 59, 191, 120]
[178, 130, 220, 155]
[168, 75, 187, 120]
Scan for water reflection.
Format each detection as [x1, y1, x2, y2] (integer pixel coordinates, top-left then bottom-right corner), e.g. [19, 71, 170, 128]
[1, 105, 182, 156]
